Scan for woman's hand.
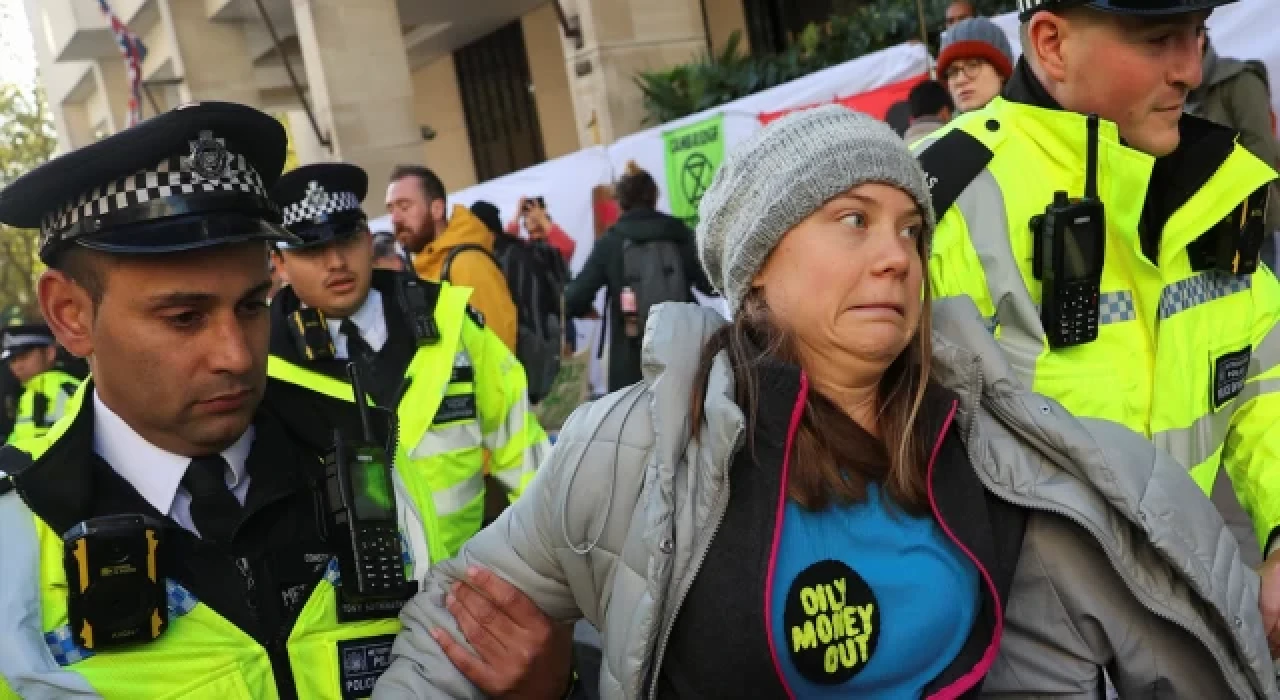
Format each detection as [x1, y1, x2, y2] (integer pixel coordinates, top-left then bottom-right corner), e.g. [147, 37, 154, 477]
[431, 566, 574, 698]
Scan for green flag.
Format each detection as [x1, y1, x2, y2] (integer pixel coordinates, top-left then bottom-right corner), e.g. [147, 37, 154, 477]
[663, 114, 725, 230]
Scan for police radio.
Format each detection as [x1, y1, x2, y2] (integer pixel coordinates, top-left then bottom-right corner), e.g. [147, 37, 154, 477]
[63, 515, 168, 650]
[396, 276, 440, 346]
[324, 362, 417, 621]
[288, 308, 336, 361]
[1032, 114, 1106, 349]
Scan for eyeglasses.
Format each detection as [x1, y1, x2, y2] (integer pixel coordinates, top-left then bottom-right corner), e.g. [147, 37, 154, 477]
[943, 59, 988, 83]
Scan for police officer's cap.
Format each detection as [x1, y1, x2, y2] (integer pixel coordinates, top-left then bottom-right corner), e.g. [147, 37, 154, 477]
[1018, 0, 1235, 20]
[0, 323, 55, 361]
[0, 101, 301, 264]
[271, 162, 369, 251]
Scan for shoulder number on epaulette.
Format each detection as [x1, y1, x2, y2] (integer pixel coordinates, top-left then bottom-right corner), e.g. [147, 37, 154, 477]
[465, 305, 485, 329]
[915, 128, 996, 218]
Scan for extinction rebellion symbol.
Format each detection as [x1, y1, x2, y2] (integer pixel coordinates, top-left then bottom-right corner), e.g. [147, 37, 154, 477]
[680, 152, 714, 209]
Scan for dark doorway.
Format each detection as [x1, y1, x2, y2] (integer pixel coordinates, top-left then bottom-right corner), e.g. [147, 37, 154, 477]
[454, 21, 547, 182]
[741, 0, 839, 54]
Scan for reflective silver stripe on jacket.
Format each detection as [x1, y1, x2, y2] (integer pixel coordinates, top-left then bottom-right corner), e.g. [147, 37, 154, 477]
[950, 168, 1042, 390]
[0, 493, 100, 698]
[432, 473, 485, 516]
[48, 387, 71, 428]
[1152, 322, 1280, 469]
[393, 470, 430, 581]
[482, 396, 548, 493]
[409, 420, 483, 460]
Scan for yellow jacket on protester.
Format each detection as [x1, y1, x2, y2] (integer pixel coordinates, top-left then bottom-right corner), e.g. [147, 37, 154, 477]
[412, 205, 518, 352]
[916, 92, 1280, 553]
[6, 368, 80, 444]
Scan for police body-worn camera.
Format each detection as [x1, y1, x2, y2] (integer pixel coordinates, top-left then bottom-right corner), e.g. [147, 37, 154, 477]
[1032, 114, 1106, 349]
[63, 514, 168, 650]
[396, 276, 440, 347]
[1189, 184, 1270, 276]
[323, 363, 417, 622]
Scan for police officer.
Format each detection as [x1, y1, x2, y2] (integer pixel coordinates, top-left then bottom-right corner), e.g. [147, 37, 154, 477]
[268, 163, 549, 560]
[0, 319, 27, 439]
[915, 0, 1280, 660]
[2, 322, 81, 443]
[0, 103, 565, 699]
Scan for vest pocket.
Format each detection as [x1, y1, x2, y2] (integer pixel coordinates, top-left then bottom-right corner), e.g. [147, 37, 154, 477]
[1207, 333, 1253, 414]
[1031, 358, 1143, 431]
[288, 578, 402, 700]
[152, 666, 257, 700]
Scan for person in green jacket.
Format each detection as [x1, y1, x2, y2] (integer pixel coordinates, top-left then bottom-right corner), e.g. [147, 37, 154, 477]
[564, 164, 716, 392]
[2, 323, 79, 444]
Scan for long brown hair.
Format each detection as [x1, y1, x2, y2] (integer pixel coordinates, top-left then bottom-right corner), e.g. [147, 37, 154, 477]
[690, 261, 936, 514]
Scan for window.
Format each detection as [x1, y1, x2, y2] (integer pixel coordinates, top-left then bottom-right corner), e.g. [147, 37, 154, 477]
[742, 0, 839, 54]
[454, 21, 547, 182]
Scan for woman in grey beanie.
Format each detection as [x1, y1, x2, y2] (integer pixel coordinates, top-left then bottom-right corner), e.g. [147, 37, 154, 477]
[379, 106, 1274, 700]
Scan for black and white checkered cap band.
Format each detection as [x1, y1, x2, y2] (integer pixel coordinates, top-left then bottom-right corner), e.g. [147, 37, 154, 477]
[281, 188, 363, 228]
[1017, 0, 1093, 12]
[2, 333, 53, 350]
[41, 150, 269, 235]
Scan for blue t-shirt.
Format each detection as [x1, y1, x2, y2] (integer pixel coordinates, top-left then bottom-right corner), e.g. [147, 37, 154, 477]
[769, 484, 979, 698]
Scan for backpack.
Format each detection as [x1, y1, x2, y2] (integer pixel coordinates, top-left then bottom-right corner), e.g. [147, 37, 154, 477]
[442, 238, 566, 405]
[620, 239, 689, 338]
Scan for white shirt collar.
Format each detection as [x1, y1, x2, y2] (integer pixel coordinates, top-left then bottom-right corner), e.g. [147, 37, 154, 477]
[325, 288, 388, 358]
[92, 390, 255, 517]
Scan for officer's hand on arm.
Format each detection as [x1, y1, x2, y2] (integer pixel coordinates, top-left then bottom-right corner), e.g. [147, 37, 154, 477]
[1257, 551, 1280, 656]
[432, 566, 573, 698]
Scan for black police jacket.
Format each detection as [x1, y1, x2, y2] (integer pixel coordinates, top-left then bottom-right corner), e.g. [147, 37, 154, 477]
[2, 377, 381, 700]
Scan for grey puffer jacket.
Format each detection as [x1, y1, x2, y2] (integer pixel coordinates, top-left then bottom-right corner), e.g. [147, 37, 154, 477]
[377, 298, 1277, 699]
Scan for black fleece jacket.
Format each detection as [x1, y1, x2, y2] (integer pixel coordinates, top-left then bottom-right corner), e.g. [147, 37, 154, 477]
[652, 360, 1026, 698]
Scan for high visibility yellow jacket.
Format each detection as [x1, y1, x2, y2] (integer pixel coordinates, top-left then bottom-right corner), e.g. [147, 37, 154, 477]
[918, 96, 1280, 551]
[0, 382, 437, 699]
[6, 369, 80, 444]
[269, 275, 549, 559]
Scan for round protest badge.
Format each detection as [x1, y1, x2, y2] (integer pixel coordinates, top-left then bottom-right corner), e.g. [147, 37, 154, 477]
[782, 559, 880, 686]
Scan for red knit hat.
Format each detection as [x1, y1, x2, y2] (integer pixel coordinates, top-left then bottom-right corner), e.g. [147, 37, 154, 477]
[937, 18, 1014, 82]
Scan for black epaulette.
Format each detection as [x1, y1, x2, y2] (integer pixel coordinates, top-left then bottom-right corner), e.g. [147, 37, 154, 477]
[915, 128, 997, 218]
[0, 444, 35, 495]
[465, 305, 486, 329]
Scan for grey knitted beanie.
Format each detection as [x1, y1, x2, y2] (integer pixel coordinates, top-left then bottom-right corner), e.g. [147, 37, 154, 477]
[696, 104, 936, 314]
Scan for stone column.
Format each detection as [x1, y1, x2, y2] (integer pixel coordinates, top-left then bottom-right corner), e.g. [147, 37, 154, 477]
[94, 58, 132, 133]
[163, 0, 260, 107]
[290, 0, 421, 210]
[564, 0, 710, 145]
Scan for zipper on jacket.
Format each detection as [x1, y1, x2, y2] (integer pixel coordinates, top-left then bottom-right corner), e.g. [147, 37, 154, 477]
[642, 423, 744, 700]
[968, 360, 1262, 699]
[236, 556, 262, 625]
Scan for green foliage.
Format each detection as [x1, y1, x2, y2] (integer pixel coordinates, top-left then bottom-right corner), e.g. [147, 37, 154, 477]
[638, 0, 1016, 125]
[0, 83, 57, 314]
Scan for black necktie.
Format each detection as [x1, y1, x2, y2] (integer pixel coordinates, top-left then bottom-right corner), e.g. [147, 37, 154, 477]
[183, 455, 242, 545]
[340, 319, 375, 362]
